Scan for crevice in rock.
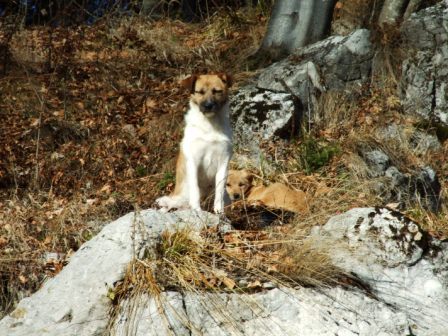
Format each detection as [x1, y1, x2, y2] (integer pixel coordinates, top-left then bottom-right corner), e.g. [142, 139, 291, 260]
[180, 293, 192, 336]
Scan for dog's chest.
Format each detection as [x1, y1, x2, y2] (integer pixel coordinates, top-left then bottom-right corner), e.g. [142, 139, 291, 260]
[183, 125, 231, 176]
[184, 131, 231, 164]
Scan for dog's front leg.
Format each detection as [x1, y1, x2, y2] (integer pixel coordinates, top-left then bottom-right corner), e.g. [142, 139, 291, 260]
[214, 157, 230, 214]
[186, 157, 201, 211]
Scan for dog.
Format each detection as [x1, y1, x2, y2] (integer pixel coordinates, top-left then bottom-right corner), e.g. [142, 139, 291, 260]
[226, 169, 308, 213]
[156, 73, 233, 213]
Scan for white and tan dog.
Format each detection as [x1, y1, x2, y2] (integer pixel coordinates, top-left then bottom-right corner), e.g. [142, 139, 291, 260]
[156, 73, 233, 213]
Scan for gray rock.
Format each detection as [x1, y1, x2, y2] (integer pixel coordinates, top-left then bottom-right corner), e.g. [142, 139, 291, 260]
[312, 207, 448, 335]
[400, 2, 448, 126]
[258, 29, 373, 99]
[414, 166, 442, 212]
[230, 29, 373, 166]
[376, 124, 441, 155]
[230, 86, 300, 161]
[410, 130, 441, 154]
[2, 207, 448, 336]
[363, 149, 391, 176]
[358, 146, 441, 211]
[0, 209, 220, 336]
[112, 287, 410, 336]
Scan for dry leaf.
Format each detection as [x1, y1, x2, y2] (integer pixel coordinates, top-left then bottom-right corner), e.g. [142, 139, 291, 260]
[18, 275, 27, 284]
[247, 280, 262, 289]
[222, 276, 236, 290]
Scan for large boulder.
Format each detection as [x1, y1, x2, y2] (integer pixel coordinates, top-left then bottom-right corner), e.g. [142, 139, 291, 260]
[257, 29, 373, 98]
[400, 2, 448, 126]
[0, 210, 220, 336]
[2, 208, 448, 335]
[111, 286, 409, 336]
[230, 29, 373, 166]
[230, 86, 300, 168]
[312, 207, 448, 335]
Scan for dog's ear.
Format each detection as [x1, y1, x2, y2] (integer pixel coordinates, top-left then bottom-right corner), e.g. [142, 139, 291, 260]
[218, 73, 233, 88]
[241, 170, 253, 184]
[181, 75, 197, 93]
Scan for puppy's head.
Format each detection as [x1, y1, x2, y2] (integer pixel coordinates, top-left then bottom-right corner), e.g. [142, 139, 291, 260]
[182, 73, 232, 117]
[226, 169, 252, 201]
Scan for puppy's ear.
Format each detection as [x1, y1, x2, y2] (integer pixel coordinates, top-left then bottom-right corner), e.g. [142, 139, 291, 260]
[242, 170, 253, 183]
[181, 75, 197, 93]
[218, 73, 233, 88]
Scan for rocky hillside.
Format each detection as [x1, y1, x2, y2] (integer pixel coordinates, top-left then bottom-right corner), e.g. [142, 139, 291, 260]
[1, 1, 447, 335]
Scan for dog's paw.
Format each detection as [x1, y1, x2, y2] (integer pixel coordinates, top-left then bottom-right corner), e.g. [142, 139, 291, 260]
[213, 207, 224, 215]
[155, 196, 171, 211]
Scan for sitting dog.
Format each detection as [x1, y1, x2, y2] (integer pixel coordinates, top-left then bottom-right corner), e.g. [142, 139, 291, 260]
[156, 73, 233, 213]
[226, 169, 308, 213]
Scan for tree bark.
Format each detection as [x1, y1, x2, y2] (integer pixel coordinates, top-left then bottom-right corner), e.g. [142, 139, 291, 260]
[403, 0, 423, 21]
[378, 0, 408, 26]
[258, 0, 336, 59]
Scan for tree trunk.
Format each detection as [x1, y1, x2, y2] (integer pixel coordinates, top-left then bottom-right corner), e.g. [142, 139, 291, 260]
[140, 0, 161, 16]
[378, 0, 408, 26]
[258, 0, 336, 60]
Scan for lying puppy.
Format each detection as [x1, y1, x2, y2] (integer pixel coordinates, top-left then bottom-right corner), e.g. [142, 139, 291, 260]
[226, 169, 308, 213]
[156, 73, 233, 213]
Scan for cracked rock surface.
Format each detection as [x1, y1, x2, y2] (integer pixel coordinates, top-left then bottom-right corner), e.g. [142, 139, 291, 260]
[230, 29, 373, 167]
[312, 207, 448, 335]
[400, 2, 448, 126]
[1, 208, 447, 336]
[0, 210, 220, 336]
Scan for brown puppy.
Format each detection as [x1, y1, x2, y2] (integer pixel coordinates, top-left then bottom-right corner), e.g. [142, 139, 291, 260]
[226, 170, 308, 213]
[156, 74, 233, 213]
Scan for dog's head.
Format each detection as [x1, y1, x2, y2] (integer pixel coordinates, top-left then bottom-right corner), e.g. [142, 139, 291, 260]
[182, 73, 232, 117]
[226, 169, 253, 201]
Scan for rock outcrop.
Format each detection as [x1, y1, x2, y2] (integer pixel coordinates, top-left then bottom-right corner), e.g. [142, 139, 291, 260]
[0, 210, 220, 336]
[1, 208, 447, 336]
[313, 207, 448, 336]
[357, 146, 442, 212]
[400, 1, 448, 126]
[230, 29, 373, 166]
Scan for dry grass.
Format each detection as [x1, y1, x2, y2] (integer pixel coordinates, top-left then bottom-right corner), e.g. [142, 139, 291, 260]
[0, 8, 268, 318]
[108, 224, 351, 333]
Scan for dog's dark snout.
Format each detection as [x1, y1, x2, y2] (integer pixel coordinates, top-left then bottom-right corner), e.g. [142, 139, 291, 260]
[202, 100, 216, 111]
[233, 193, 240, 200]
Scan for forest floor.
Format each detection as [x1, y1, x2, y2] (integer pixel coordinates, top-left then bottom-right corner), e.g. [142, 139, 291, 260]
[1, 6, 447, 318]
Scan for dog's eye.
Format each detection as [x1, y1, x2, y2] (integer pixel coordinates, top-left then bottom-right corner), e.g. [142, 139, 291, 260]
[212, 89, 223, 94]
[226, 183, 231, 187]
[195, 90, 205, 95]
[238, 183, 245, 187]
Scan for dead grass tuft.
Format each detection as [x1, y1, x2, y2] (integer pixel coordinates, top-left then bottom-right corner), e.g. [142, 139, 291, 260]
[108, 223, 352, 332]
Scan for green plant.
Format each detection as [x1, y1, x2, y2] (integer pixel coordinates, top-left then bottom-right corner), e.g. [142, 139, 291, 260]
[157, 171, 175, 190]
[135, 165, 148, 177]
[296, 136, 340, 174]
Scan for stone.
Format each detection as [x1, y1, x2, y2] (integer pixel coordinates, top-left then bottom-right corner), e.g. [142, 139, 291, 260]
[257, 29, 373, 99]
[312, 207, 448, 335]
[0, 209, 220, 336]
[376, 124, 441, 155]
[111, 287, 410, 336]
[363, 149, 391, 176]
[400, 2, 448, 126]
[230, 29, 373, 167]
[230, 86, 300, 162]
[2, 207, 448, 335]
[357, 146, 441, 211]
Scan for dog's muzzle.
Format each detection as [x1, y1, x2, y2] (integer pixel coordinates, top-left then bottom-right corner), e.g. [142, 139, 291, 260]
[200, 100, 218, 114]
[232, 193, 241, 200]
